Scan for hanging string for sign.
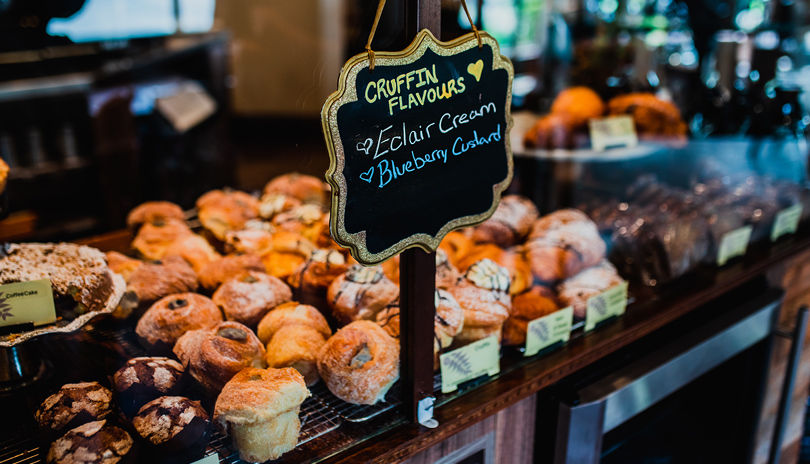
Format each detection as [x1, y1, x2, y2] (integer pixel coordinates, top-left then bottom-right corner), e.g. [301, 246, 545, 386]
[365, 0, 482, 72]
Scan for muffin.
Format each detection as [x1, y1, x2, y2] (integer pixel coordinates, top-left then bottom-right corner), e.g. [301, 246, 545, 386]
[162, 234, 221, 273]
[471, 195, 539, 247]
[449, 259, 511, 346]
[502, 286, 559, 346]
[257, 302, 332, 386]
[173, 321, 266, 395]
[132, 396, 210, 462]
[131, 218, 194, 261]
[196, 189, 259, 241]
[214, 367, 309, 462]
[456, 244, 533, 296]
[105, 252, 142, 283]
[326, 264, 400, 325]
[197, 253, 266, 292]
[126, 202, 185, 232]
[260, 232, 317, 281]
[136, 293, 223, 355]
[317, 320, 399, 405]
[550, 86, 605, 126]
[113, 357, 186, 418]
[224, 228, 275, 255]
[258, 192, 303, 220]
[263, 172, 328, 205]
[36, 382, 113, 438]
[127, 256, 199, 305]
[556, 260, 623, 319]
[525, 209, 606, 284]
[287, 249, 348, 306]
[213, 271, 293, 328]
[46, 420, 135, 464]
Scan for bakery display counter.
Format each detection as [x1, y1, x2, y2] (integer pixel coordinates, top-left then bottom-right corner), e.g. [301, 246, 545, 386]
[0, 219, 799, 464]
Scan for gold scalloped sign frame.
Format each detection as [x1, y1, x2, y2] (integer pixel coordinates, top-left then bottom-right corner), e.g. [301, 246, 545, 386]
[322, 29, 514, 266]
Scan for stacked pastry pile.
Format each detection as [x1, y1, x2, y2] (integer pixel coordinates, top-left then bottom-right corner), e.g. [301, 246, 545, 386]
[31, 173, 619, 462]
[523, 86, 688, 150]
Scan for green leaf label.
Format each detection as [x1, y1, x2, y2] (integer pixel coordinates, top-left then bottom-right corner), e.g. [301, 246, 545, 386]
[440, 335, 500, 393]
[0, 279, 56, 328]
[525, 306, 573, 357]
[717, 225, 753, 266]
[585, 281, 628, 332]
[771, 204, 803, 242]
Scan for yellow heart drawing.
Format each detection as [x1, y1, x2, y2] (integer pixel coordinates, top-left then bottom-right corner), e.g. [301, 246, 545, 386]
[467, 60, 484, 82]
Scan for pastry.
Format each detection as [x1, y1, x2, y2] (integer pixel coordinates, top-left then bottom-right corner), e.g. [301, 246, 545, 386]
[326, 264, 399, 325]
[214, 367, 309, 462]
[525, 209, 606, 284]
[550, 86, 605, 126]
[381, 248, 459, 290]
[317, 320, 399, 405]
[36, 382, 113, 438]
[0, 243, 125, 318]
[131, 218, 194, 261]
[607, 93, 687, 137]
[113, 357, 186, 418]
[224, 228, 275, 255]
[557, 260, 623, 319]
[163, 234, 221, 273]
[257, 302, 332, 385]
[126, 202, 185, 232]
[46, 420, 134, 464]
[213, 271, 293, 328]
[132, 396, 209, 460]
[376, 289, 464, 369]
[136, 293, 222, 354]
[196, 189, 259, 241]
[438, 230, 474, 269]
[127, 255, 198, 305]
[449, 259, 511, 346]
[272, 204, 326, 242]
[502, 286, 559, 346]
[471, 195, 539, 247]
[264, 172, 328, 205]
[0, 157, 8, 194]
[287, 249, 348, 305]
[173, 321, 266, 395]
[456, 244, 533, 296]
[258, 192, 303, 220]
[197, 253, 265, 292]
[260, 232, 317, 281]
[523, 113, 576, 150]
[105, 252, 142, 283]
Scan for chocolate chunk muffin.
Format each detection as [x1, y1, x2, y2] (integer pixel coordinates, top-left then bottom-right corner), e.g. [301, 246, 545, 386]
[132, 396, 210, 462]
[113, 358, 186, 418]
[36, 382, 113, 438]
[46, 420, 135, 464]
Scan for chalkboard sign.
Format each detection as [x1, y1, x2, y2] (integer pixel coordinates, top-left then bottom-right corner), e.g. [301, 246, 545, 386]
[322, 30, 514, 265]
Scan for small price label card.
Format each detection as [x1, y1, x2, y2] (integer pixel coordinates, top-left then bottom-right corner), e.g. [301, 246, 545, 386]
[440, 335, 500, 394]
[717, 225, 753, 266]
[585, 281, 628, 332]
[588, 116, 638, 151]
[525, 306, 573, 357]
[191, 455, 219, 464]
[771, 204, 803, 242]
[0, 279, 56, 328]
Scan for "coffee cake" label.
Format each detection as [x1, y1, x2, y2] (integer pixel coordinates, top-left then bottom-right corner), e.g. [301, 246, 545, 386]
[0, 279, 56, 328]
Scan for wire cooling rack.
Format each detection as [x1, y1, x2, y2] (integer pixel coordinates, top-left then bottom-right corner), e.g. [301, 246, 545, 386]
[0, 422, 40, 464]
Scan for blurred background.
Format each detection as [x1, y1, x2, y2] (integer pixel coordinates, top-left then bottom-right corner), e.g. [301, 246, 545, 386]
[0, 0, 808, 242]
